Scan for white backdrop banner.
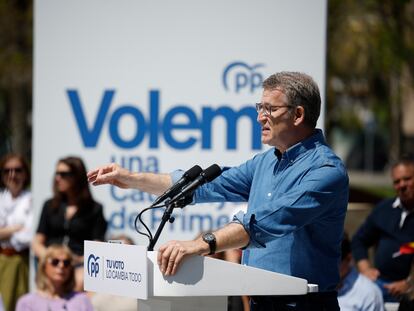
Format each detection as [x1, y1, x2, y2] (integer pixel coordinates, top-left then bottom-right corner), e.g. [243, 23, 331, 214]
[33, 0, 327, 247]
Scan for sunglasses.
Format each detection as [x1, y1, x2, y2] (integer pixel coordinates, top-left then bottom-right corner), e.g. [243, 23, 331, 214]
[48, 258, 72, 268]
[2, 167, 24, 175]
[55, 171, 74, 178]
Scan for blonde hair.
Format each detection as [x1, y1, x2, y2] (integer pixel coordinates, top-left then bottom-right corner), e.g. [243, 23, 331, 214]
[36, 244, 75, 295]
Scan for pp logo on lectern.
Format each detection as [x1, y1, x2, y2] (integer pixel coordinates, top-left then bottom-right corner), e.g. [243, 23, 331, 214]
[87, 254, 100, 277]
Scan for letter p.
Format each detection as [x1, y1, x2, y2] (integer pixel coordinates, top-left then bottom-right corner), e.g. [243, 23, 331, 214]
[235, 73, 248, 93]
[250, 72, 263, 93]
[87, 254, 100, 277]
[91, 262, 99, 276]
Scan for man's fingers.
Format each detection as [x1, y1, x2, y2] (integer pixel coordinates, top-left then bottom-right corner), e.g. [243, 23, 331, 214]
[157, 240, 197, 276]
[87, 168, 99, 179]
[157, 242, 187, 276]
[165, 247, 180, 276]
[170, 251, 184, 275]
[157, 244, 168, 266]
[87, 164, 117, 182]
[159, 244, 174, 274]
[92, 167, 118, 185]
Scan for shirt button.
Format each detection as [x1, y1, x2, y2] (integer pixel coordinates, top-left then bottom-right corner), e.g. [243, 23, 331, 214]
[267, 192, 272, 197]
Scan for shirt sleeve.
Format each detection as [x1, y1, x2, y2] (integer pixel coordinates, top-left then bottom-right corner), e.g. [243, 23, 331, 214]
[351, 207, 382, 262]
[193, 157, 257, 203]
[234, 164, 348, 248]
[77, 293, 94, 311]
[367, 289, 385, 311]
[36, 200, 50, 235]
[10, 192, 33, 251]
[91, 202, 107, 241]
[15, 295, 31, 311]
[362, 275, 385, 311]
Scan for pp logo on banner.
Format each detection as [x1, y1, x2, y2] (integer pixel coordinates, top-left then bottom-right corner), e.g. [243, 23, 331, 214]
[87, 254, 100, 277]
[222, 62, 265, 93]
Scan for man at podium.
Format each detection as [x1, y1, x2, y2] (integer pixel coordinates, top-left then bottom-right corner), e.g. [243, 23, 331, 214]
[88, 72, 349, 311]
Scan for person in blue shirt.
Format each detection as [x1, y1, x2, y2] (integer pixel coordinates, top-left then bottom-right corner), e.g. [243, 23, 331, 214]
[87, 71, 349, 311]
[338, 234, 384, 311]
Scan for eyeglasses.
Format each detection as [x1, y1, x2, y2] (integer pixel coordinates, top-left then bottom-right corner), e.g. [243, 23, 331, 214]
[255, 103, 294, 116]
[2, 167, 24, 175]
[55, 171, 74, 178]
[48, 258, 72, 268]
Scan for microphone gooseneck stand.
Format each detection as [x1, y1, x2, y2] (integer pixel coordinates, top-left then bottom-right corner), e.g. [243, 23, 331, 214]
[146, 164, 222, 251]
[147, 196, 192, 251]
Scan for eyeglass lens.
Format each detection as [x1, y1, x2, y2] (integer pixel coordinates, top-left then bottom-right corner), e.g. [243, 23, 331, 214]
[2, 167, 24, 175]
[255, 103, 273, 115]
[55, 171, 73, 178]
[50, 258, 71, 267]
[255, 103, 292, 115]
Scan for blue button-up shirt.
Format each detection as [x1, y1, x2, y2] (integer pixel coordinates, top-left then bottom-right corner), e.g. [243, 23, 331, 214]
[172, 129, 349, 291]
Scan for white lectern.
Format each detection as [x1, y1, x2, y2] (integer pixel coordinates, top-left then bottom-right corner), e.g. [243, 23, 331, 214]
[84, 241, 317, 311]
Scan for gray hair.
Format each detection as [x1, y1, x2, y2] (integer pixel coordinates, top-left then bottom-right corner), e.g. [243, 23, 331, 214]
[392, 154, 414, 169]
[262, 72, 321, 128]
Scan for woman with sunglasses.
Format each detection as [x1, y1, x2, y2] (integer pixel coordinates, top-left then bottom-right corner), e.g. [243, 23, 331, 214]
[0, 153, 32, 311]
[16, 244, 93, 311]
[32, 156, 107, 291]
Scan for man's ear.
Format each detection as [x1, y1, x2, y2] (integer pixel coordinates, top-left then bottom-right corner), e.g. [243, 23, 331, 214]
[293, 106, 305, 126]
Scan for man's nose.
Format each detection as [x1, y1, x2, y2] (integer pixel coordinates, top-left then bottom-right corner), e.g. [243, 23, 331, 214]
[396, 180, 407, 190]
[6, 171, 15, 180]
[257, 111, 266, 123]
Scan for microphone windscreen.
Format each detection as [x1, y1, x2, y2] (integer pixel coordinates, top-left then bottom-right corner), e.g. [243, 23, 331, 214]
[203, 164, 222, 182]
[186, 165, 203, 179]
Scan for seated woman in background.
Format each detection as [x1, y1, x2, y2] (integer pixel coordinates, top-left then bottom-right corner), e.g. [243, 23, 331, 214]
[0, 153, 32, 311]
[16, 244, 93, 311]
[32, 156, 107, 291]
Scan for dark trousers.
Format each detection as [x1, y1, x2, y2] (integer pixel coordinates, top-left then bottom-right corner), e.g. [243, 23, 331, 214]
[250, 292, 339, 311]
[398, 296, 414, 311]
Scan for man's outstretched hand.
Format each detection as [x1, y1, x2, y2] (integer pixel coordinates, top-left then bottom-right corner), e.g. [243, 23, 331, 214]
[87, 163, 133, 189]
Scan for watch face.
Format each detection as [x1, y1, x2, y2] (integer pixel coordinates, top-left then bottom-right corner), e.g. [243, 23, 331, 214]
[203, 232, 215, 242]
[202, 232, 216, 255]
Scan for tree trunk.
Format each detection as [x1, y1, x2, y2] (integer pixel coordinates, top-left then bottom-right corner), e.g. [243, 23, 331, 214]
[9, 86, 29, 157]
[389, 72, 401, 163]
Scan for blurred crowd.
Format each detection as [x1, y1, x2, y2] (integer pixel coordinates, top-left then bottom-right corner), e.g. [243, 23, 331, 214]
[1, 152, 414, 311]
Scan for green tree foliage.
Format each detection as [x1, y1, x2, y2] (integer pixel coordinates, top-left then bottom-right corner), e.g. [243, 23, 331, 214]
[327, 0, 414, 170]
[0, 0, 32, 158]
[1, 0, 413, 170]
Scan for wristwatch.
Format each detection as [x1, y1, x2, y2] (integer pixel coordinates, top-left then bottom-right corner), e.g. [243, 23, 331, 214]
[202, 232, 216, 255]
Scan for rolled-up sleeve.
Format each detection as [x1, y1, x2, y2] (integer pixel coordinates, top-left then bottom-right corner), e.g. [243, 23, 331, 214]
[351, 210, 380, 261]
[233, 211, 266, 248]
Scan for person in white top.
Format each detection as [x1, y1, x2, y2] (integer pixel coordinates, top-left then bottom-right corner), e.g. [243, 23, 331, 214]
[0, 153, 33, 311]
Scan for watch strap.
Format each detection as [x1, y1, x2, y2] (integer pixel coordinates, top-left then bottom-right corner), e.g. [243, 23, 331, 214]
[202, 232, 216, 255]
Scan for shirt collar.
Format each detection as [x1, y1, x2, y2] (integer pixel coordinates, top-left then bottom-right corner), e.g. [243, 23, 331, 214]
[392, 197, 401, 209]
[393, 197, 412, 211]
[393, 197, 412, 228]
[338, 267, 359, 296]
[274, 129, 326, 163]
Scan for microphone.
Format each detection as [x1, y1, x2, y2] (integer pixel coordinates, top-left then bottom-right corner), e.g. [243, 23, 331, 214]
[151, 165, 203, 206]
[168, 164, 222, 206]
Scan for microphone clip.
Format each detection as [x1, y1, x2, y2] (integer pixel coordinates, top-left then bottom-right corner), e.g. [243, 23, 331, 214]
[165, 194, 193, 209]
